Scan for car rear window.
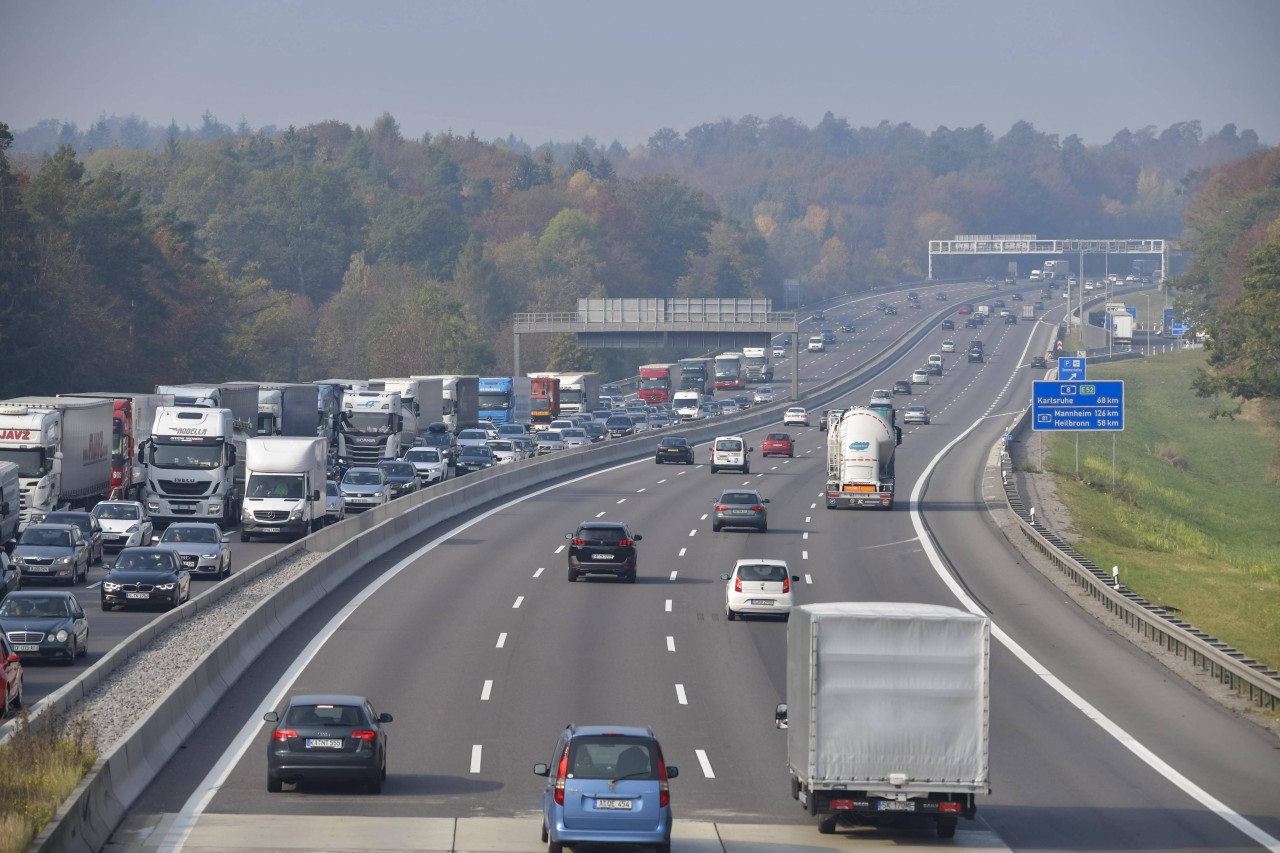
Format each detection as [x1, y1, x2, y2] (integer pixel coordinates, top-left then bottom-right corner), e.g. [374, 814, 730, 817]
[284, 703, 367, 728]
[715, 439, 743, 452]
[576, 527, 627, 545]
[765, 433, 789, 441]
[720, 492, 759, 505]
[568, 736, 657, 780]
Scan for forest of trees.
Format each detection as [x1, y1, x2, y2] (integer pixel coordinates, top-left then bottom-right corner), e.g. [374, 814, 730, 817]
[0, 111, 1268, 400]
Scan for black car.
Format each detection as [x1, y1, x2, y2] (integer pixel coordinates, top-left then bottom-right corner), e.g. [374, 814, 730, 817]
[884, 306, 898, 315]
[41, 511, 104, 566]
[992, 299, 1005, 308]
[968, 349, 984, 363]
[655, 436, 695, 464]
[605, 415, 636, 439]
[936, 292, 948, 301]
[1030, 356, 1049, 369]
[265, 693, 392, 793]
[812, 309, 825, 321]
[101, 547, 190, 611]
[0, 590, 89, 662]
[969, 339, 984, 351]
[377, 460, 419, 498]
[965, 317, 980, 328]
[941, 319, 955, 330]
[566, 521, 641, 583]
[455, 444, 496, 475]
[926, 362, 943, 376]
[582, 421, 606, 442]
[892, 380, 912, 395]
[1005, 313, 1018, 324]
[839, 323, 855, 333]
[1012, 292, 1024, 301]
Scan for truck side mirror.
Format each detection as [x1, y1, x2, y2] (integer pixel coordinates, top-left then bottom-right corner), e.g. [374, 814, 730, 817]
[775, 703, 789, 729]
[310, 490, 321, 502]
[0, 501, 7, 516]
[895, 427, 903, 447]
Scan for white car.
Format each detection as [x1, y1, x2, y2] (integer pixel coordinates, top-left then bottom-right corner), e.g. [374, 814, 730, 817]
[560, 428, 590, 448]
[869, 389, 893, 406]
[783, 407, 809, 426]
[549, 419, 577, 432]
[941, 340, 956, 353]
[91, 500, 154, 551]
[323, 480, 346, 525]
[902, 405, 931, 425]
[403, 447, 450, 484]
[772, 345, 785, 357]
[456, 428, 491, 449]
[722, 558, 797, 620]
[486, 439, 520, 464]
[536, 430, 566, 454]
[911, 370, 929, 385]
[753, 387, 775, 404]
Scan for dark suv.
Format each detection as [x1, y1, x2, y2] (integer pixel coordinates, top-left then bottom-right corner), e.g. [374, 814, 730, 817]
[566, 522, 642, 583]
[1030, 356, 1049, 369]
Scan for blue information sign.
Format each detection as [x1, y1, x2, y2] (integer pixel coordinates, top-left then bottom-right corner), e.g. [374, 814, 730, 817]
[1172, 323, 1191, 336]
[1057, 357, 1086, 381]
[1033, 380, 1124, 431]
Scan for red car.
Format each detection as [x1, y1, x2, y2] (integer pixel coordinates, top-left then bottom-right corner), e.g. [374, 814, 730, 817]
[761, 432, 795, 457]
[909, 301, 921, 309]
[958, 304, 973, 314]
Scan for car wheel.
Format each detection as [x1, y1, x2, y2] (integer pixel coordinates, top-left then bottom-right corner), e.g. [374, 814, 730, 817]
[64, 638, 77, 665]
[759, 523, 768, 532]
[78, 631, 88, 657]
[101, 600, 112, 612]
[656, 842, 671, 853]
[548, 842, 564, 853]
[725, 606, 736, 621]
[366, 773, 382, 794]
[241, 531, 251, 543]
[654, 458, 661, 464]
[712, 522, 722, 532]
[624, 570, 636, 584]
[710, 465, 718, 474]
[541, 824, 549, 843]
[567, 568, 578, 582]
[267, 775, 282, 793]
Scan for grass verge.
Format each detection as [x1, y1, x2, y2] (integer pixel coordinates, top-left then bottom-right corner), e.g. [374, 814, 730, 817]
[1045, 349, 1280, 672]
[0, 709, 97, 853]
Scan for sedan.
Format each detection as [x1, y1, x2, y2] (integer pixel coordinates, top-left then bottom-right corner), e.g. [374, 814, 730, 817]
[1030, 356, 1049, 369]
[892, 380, 913, 395]
[324, 480, 346, 526]
[486, 439, 521, 464]
[869, 389, 893, 406]
[712, 489, 769, 533]
[536, 431, 566, 455]
[42, 511, 104, 566]
[911, 369, 930, 385]
[902, 405, 931, 425]
[455, 428, 492, 450]
[942, 319, 957, 329]
[11, 524, 90, 586]
[752, 387, 776, 404]
[455, 444, 496, 474]
[761, 433, 794, 458]
[0, 590, 89, 662]
[604, 415, 636, 439]
[91, 500, 153, 552]
[265, 693, 393, 793]
[839, 323, 855, 333]
[655, 436, 695, 465]
[560, 428, 591, 448]
[783, 407, 809, 426]
[884, 306, 898, 315]
[941, 339, 956, 353]
[566, 522, 641, 583]
[101, 547, 190, 611]
[153, 523, 232, 579]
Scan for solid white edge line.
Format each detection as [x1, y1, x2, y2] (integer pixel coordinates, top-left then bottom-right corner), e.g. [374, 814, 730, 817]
[166, 453, 664, 849]
[695, 749, 715, 778]
[907, 342, 1280, 852]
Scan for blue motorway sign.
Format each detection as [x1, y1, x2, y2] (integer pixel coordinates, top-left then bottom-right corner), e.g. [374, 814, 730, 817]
[1057, 357, 1086, 381]
[1033, 380, 1124, 431]
[1172, 323, 1191, 336]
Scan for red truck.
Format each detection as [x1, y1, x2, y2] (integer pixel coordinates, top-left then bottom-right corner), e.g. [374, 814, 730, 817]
[637, 364, 679, 405]
[529, 375, 561, 430]
[58, 392, 171, 500]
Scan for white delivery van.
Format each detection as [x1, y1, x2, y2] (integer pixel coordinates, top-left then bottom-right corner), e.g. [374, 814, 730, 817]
[808, 336, 826, 353]
[710, 435, 752, 474]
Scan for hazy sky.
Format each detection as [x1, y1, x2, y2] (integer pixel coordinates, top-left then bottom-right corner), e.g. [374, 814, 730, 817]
[4, 0, 1279, 147]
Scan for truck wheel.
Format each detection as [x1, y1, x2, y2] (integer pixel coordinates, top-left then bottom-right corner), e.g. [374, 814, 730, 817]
[936, 818, 957, 839]
[818, 815, 839, 834]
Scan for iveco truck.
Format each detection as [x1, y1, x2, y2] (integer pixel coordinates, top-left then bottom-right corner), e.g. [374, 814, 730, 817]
[142, 406, 245, 528]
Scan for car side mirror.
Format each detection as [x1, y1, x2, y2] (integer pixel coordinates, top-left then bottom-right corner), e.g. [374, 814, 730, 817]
[151, 535, 160, 543]
[667, 766, 678, 779]
[533, 763, 550, 777]
[762, 498, 771, 504]
[6, 653, 18, 664]
[263, 711, 280, 723]
[565, 533, 572, 540]
[379, 712, 393, 723]
[222, 534, 231, 543]
[0, 501, 8, 515]
[720, 573, 730, 580]
[791, 575, 801, 582]
[633, 534, 642, 541]
[775, 703, 789, 729]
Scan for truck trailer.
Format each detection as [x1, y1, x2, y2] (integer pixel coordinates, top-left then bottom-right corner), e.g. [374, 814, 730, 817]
[411, 375, 479, 433]
[241, 436, 327, 541]
[778, 602, 990, 838]
[528, 375, 562, 430]
[825, 407, 899, 509]
[0, 397, 114, 528]
[256, 384, 319, 438]
[60, 392, 172, 500]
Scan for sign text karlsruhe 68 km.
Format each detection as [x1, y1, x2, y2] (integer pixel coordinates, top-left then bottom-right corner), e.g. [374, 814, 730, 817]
[1032, 381, 1125, 431]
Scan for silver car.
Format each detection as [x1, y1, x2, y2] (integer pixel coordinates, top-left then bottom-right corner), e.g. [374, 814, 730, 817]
[153, 523, 232, 579]
[91, 500, 153, 552]
[560, 428, 590, 448]
[42, 511, 105, 566]
[340, 467, 389, 512]
[324, 480, 346, 525]
[536, 430, 566, 454]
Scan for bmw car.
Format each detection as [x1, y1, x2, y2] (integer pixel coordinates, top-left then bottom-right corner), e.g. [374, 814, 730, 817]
[101, 547, 190, 611]
[265, 693, 393, 793]
[0, 590, 89, 662]
[152, 522, 232, 579]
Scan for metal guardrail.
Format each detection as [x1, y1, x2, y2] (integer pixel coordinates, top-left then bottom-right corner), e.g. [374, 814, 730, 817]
[997, 407, 1280, 711]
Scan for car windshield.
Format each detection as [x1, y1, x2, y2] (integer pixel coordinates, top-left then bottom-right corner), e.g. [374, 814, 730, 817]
[343, 470, 383, 485]
[114, 551, 175, 572]
[465, 446, 494, 457]
[720, 492, 760, 505]
[19, 528, 72, 547]
[283, 703, 367, 728]
[488, 441, 514, 451]
[326, 481, 339, 496]
[247, 473, 304, 499]
[93, 503, 140, 521]
[661, 438, 687, 447]
[381, 464, 414, 477]
[735, 563, 788, 582]
[606, 417, 631, 428]
[458, 430, 488, 441]
[567, 736, 657, 780]
[407, 450, 440, 463]
[576, 526, 628, 545]
[562, 429, 585, 438]
[162, 526, 218, 544]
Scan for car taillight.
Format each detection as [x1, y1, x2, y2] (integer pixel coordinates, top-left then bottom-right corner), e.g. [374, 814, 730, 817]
[272, 729, 297, 742]
[734, 577, 742, 592]
[658, 752, 671, 808]
[572, 538, 586, 546]
[715, 505, 728, 512]
[554, 746, 569, 805]
[751, 505, 764, 512]
[618, 539, 632, 547]
[782, 576, 790, 593]
[351, 729, 377, 742]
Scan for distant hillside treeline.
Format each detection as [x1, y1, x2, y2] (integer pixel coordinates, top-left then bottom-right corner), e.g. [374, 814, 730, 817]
[0, 112, 1264, 397]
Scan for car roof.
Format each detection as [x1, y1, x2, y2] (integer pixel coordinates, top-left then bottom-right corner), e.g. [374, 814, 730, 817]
[344, 466, 383, 473]
[24, 523, 78, 533]
[116, 546, 176, 557]
[166, 522, 221, 531]
[719, 489, 762, 498]
[286, 693, 371, 707]
[577, 521, 629, 530]
[567, 724, 655, 739]
[3, 589, 76, 600]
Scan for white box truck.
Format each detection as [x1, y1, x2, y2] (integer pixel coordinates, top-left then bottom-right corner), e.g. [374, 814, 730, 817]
[241, 436, 328, 541]
[0, 397, 113, 528]
[777, 602, 990, 839]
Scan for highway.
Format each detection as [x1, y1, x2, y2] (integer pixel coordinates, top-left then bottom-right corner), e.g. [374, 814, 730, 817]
[51, 282, 1280, 851]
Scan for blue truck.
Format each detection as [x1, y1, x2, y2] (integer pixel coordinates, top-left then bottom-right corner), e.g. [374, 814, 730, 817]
[478, 377, 532, 427]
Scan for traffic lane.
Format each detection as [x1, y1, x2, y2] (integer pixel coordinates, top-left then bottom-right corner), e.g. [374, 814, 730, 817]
[15, 535, 286, 704]
[911, 371, 1280, 845]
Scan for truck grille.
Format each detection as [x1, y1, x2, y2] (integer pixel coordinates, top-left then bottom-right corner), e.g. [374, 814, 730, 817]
[253, 510, 289, 522]
[345, 447, 386, 466]
[157, 480, 211, 497]
[6, 631, 43, 644]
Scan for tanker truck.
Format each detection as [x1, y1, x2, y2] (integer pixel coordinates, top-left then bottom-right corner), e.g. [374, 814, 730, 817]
[825, 407, 900, 509]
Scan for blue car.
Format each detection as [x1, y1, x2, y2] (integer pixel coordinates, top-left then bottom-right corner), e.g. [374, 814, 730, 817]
[534, 724, 678, 853]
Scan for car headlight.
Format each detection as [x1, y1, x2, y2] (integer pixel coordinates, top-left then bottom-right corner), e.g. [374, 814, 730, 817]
[12, 554, 25, 565]
[289, 509, 303, 521]
[125, 523, 139, 534]
[373, 490, 385, 498]
[103, 581, 121, 591]
[54, 556, 72, 565]
[155, 582, 177, 590]
[201, 552, 218, 559]
[55, 629, 69, 642]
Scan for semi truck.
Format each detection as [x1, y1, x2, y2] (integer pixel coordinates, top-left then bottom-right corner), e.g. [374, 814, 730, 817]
[60, 392, 171, 500]
[256, 384, 319, 437]
[1110, 311, 1135, 346]
[713, 352, 745, 391]
[825, 407, 899, 509]
[478, 377, 532, 426]
[0, 397, 113, 528]
[1021, 304, 1036, 321]
[777, 602, 990, 838]
[1042, 260, 1070, 281]
[678, 357, 715, 394]
[143, 406, 245, 527]
[337, 391, 403, 468]
[368, 378, 444, 448]
[529, 375, 562, 430]
[241, 436, 328, 541]
[314, 382, 344, 449]
[741, 347, 774, 383]
[556, 373, 599, 415]
[155, 382, 259, 438]
[637, 364, 679, 405]
[411, 375, 479, 433]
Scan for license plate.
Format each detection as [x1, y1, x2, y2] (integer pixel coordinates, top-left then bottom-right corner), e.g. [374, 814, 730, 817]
[306, 738, 345, 749]
[13, 644, 39, 652]
[876, 800, 914, 812]
[591, 554, 614, 560]
[25, 566, 49, 572]
[261, 527, 280, 533]
[749, 599, 775, 606]
[596, 799, 632, 810]
[126, 592, 150, 599]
